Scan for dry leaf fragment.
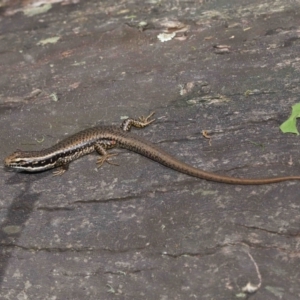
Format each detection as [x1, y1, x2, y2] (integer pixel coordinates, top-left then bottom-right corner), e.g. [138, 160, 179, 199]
[202, 130, 212, 146]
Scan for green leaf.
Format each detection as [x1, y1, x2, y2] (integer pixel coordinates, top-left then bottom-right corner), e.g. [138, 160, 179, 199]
[280, 103, 300, 135]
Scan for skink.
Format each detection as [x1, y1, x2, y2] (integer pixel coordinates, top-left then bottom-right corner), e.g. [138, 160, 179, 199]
[4, 112, 300, 185]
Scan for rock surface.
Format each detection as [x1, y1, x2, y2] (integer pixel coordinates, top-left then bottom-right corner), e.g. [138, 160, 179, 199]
[1, 0, 300, 299]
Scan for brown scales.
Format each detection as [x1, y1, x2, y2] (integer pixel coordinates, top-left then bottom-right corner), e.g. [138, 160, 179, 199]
[4, 112, 300, 185]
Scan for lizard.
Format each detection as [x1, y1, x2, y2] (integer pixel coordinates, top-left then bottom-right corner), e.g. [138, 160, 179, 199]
[4, 112, 300, 185]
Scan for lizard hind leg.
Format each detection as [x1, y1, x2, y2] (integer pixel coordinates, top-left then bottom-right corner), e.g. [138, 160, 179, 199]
[138, 111, 156, 126]
[97, 153, 119, 168]
[95, 143, 119, 168]
[121, 112, 155, 131]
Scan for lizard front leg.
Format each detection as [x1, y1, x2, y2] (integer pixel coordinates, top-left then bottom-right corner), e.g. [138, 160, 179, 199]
[52, 164, 69, 176]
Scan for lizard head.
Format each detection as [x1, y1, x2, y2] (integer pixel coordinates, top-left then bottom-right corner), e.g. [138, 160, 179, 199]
[4, 150, 53, 172]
